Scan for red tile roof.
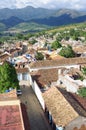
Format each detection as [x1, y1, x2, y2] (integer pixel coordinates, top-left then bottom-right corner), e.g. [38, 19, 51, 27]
[0, 105, 23, 130]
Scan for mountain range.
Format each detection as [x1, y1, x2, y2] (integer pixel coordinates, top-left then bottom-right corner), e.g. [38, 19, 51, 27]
[0, 6, 86, 32]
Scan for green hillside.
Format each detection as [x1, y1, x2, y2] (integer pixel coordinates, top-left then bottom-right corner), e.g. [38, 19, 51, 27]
[0, 23, 6, 31]
[9, 22, 51, 33]
[46, 22, 86, 33]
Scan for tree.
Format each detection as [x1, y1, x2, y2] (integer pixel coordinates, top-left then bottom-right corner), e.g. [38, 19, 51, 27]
[35, 52, 44, 60]
[59, 45, 75, 58]
[51, 40, 62, 50]
[16, 33, 24, 39]
[29, 39, 37, 45]
[0, 61, 19, 93]
[82, 67, 86, 75]
[78, 87, 86, 97]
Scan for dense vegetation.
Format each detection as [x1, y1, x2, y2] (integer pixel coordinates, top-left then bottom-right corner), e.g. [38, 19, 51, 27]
[0, 61, 19, 93]
[59, 45, 75, 58]
[78, 88, 86, 97]
[35, 52, 44, 60]
[82, 67, 86, 75]
[51, 40, 62, 50]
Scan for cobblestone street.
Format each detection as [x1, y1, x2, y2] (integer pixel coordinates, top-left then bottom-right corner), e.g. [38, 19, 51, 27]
[19, 84, 52, 130]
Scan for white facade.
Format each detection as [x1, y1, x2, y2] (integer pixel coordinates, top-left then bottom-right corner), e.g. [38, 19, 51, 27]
[17, 73, 29, 81]
[57, 75, 80, 93]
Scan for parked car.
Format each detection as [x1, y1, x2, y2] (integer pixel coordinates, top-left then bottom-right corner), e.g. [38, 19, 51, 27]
[17, 90, 22, 96]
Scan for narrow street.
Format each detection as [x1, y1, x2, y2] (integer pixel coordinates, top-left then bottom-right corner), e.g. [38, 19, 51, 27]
[19, 84, 52, 130]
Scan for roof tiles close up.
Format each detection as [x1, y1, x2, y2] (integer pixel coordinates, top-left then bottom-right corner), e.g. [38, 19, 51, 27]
[43, 86, 79, 127]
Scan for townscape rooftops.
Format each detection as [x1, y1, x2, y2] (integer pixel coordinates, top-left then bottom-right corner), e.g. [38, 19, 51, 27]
[43, 86, 79, 126]
[29, 57, 86, 68]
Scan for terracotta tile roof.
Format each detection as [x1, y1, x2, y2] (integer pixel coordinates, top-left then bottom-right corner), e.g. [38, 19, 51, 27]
[43, 86, 79, 126]
[0, 105, 23, 130]
[29, 57, 86, 69]
[31, 68, 58, 88]
[16, 68, 29, 73]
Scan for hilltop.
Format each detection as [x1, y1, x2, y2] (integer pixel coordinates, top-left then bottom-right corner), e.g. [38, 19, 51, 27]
[0, 6, 86, 33]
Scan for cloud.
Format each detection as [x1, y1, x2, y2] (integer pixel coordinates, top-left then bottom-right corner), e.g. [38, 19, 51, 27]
[0, 0, 86, 10]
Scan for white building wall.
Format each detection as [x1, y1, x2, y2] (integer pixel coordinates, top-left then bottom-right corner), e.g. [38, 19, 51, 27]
[32, 81, 45, 110]
[17, 73, 22, 81]
[29, 74, 34, 88]
[58, 75, 79, 93]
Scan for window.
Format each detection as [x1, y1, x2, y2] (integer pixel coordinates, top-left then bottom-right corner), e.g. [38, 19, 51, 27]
[17, 73, 22, 81]
[23, 73, 28, 80]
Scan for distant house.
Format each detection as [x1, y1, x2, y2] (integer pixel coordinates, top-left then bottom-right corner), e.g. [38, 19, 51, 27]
[16, 67, 29, 81]
[57, 68, 86, 93]
[0, 52, 10, 63]
[16, 65, 29, 86]
[10, 48, 22, 57]
[30, 68, 58, 91]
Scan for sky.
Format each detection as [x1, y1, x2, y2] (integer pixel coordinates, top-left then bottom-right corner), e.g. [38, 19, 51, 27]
[0, 0, 86, 10]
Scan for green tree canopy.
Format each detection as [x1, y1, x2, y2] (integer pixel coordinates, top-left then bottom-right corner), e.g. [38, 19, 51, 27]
[78, 87, 86, 97]
[0, 61, 19, 93]
[82, 67, 86, 75]
[59, 45, 75, 58]
[29, 39, 37, 45]
[51, 40, 62, 50]
[35, 52, 44, 60]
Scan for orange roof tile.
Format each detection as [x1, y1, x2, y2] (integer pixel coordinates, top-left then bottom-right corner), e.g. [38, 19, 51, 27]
[43, 86, 79, 126]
